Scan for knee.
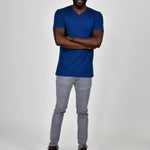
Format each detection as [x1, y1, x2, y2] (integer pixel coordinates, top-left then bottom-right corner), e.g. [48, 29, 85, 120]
[54, 106, 67, 114]
[76, 109, 88, 116]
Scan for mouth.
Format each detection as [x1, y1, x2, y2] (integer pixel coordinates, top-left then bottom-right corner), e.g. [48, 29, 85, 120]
[76, 0, 84, 5]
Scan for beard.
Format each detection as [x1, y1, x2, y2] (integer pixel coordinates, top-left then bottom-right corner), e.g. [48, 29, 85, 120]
[73, 0, 87, 9]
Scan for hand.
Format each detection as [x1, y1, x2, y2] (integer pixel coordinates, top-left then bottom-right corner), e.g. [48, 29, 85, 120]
[66, 36, 71, 40]
[87, 47, 94, 50]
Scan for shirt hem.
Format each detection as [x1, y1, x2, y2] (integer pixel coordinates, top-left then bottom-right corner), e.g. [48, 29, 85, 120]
[55, 73, 94, 78]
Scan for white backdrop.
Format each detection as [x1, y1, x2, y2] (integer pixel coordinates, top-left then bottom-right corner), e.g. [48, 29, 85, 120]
[0, 0, 150, 150]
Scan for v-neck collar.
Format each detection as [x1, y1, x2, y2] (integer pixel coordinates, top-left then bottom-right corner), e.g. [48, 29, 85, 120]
[71, 5, 88, 16]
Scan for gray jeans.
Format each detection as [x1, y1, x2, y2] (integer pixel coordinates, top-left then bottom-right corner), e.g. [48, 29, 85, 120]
[48, 76, 92, 150]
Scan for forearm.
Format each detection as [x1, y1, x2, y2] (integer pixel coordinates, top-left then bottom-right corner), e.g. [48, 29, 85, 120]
[66, 29, 104, 48]
[66, 36, 101, 48]
[74, 37, 100, 48]
[56, 36, 92, 50]
[53, 27, 97, 50]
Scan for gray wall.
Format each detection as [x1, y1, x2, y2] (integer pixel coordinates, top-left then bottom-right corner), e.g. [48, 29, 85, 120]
[0, 0, 150, 149]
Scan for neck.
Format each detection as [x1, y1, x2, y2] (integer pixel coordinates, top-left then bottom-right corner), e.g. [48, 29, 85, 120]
[72, 5, 87, 12]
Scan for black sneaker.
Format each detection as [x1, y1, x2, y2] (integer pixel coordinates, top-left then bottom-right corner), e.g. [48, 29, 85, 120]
[48, 146, 58, 150]
[79, 148, 87, 150]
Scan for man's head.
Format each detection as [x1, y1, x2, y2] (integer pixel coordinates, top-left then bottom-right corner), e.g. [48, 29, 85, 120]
[73, 0, 87, 9]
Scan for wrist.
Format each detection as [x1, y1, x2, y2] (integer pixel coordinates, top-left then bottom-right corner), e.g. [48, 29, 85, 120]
[69, 35, 75, 41]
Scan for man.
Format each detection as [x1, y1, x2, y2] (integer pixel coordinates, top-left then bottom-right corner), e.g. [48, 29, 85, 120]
[47, 0, 104, 150]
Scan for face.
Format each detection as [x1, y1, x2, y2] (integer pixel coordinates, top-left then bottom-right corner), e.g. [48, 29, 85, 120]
[73, 0, 87, 9]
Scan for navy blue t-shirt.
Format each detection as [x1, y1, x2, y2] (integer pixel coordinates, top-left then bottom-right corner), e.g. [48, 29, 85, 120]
[53, 5, 104, 77]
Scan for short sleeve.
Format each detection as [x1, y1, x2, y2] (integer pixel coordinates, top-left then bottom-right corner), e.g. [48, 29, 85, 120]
[93, 12, 104, 31]
[53, 9, 65, 29]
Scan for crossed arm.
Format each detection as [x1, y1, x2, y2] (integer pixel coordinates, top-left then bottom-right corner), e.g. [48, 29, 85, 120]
[53, 28, 104, 50]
